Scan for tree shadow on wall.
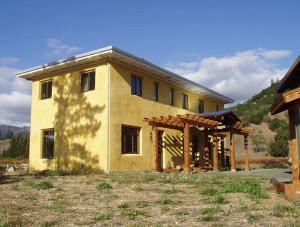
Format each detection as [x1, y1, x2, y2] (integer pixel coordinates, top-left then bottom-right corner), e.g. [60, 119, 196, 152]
[48, 72, 105, 170]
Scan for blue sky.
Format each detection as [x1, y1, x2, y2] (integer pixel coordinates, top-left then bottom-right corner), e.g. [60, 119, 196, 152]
[0, 0, 299, 126]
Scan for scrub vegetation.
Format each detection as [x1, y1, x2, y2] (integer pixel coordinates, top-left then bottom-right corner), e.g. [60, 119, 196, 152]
[0, 171, 299, 226]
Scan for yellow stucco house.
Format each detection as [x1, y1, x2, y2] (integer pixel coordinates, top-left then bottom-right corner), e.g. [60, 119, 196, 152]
[17, 46, 235, 172]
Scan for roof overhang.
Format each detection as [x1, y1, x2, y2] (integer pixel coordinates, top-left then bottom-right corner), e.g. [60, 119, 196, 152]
[270, 87, 300, 115]
[16, 46, 233, 104]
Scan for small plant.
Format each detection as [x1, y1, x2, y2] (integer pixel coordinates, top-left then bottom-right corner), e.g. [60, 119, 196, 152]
[161, 207, 170, 213]
[247, 213, 262, 224]
[201, 186, 219, 196]
[135, 200, 149, 208]
[273, 204, 296, 217]
[117, 203, 130, 209]
[48, 201, 65, 213]
[92, 212, 113, 221]
[24, 194, 37, 201]
[211, 195, 229, 205]
[173, 210, 188, 216]
[106, 194, 119, 200]
[163, 187, 180, 194]
[41, 220, 57, 227]
[121, 209, 144, 220]
[200, 214, 219, 222]
[155, 198, 177, 205]
[96, 182, 112, 190]
[201, 206, 223, 214]
[35, 181, 54, 190]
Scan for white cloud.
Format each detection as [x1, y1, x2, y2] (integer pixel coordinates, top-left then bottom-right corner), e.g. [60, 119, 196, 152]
[0, 65, 31, 126]
[0, 57, 19, 66]
[165, 49, 291, 106]
[46, 38, 81, 57]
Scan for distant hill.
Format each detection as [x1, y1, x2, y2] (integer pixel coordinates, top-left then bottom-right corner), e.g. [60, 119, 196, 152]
[0, 125, 30, 138]
[229, 80, 289, 159]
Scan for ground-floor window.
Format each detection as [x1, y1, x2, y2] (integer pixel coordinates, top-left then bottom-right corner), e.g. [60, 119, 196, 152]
[42, 129, 54, 159]
[122, 126, 140, 154]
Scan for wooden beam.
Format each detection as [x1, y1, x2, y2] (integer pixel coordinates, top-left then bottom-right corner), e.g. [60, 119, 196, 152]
[288, 109, 299, 180]
[244, 135, 250, 171]
[220, 137, 225, 169]
[230, 128, 236, 171]
[152, 126, 158, 172]
[183, 122, 191, 173]
[213, 135, 219, 171]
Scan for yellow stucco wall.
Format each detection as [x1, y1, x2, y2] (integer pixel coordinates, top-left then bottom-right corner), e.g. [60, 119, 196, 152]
[29, 63, 108, 171]
[29, 60, 224, 171]
[108, 62, 224, 170]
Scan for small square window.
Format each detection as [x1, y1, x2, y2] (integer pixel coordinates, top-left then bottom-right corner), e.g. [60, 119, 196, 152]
[42, 129, 54, 159]
[41, 81, 52, 99]
[122, 126, 140, 154]
[81, 71, 95, 92]
[182, 93, 189, 109]
[131, 75, 142, 96]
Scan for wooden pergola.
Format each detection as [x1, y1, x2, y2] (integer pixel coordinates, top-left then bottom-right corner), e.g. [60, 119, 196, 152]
[144, 110, 251, 173]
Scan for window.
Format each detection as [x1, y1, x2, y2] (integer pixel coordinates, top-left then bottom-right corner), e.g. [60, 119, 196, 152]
[182, 93, 189, 109]
[154, 83, 158, 101]
[41, 81, 52, 99]
[131, 75, 142, 96]
[122, 126, 140, 154]
[170, 88, 174, 105]
[198, 99, 204, 113]
[216, 105, 219, 112]
[81, 71, 95, 92]
[42, 129, 54, 159]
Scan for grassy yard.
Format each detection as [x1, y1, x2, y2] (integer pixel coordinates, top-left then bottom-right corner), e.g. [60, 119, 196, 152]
[0, 170, 299, 226]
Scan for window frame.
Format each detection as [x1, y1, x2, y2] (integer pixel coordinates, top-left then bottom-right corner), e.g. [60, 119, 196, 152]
[154, 82, 159, 101]
[81, 71, 95, 93]
[40, 80, 52, 100]
[121, 125, 141, 154]
[131, 75, 142, 96]
[42, 129, 54, 159]
[182, 93, 189, 109]
[198, 99, 205, 113]
[170, 88, 174, 105]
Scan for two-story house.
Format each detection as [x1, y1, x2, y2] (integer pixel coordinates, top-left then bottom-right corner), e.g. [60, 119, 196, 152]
[17, 46, 238, 172]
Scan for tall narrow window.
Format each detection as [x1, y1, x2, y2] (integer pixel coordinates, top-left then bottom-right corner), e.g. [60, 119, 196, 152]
[42, 129, 54, 159]
[198, 100, 204, 113]
[154, 83, 158, 101]
[131, 75, 142, 96]
[216, 105, 219, 112]
[122, 126, 140, 154]
[170, 88, 174, 105]
[81, 71, 95, 92]
[41, 81, 52, 99]
[182, 93, 189, 109]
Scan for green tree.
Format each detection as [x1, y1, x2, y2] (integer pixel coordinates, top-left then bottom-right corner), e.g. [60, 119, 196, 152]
[268, 126, 290, 157]
[250, 133, 266, 153]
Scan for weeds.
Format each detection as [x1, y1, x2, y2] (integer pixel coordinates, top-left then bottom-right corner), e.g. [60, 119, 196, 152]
[121, 209, 144, 220]
[201, 206, 223, 214]
[247, 213, 262, 224]
[273, 204, 296, 217]
[173, 210, 188, 216]
[40, 220, 57, 227]
[200, 214, 219, 222]
[117, 203, 130, 209]
[23, 194, 37, 201]
[24, 179, 54, 190]
[201, 186, 219, 196]
[96, 182, 112, 190]
[211, 195, 229, 204]
[92, 212, 113, 222]
[155, 198, 178, 205]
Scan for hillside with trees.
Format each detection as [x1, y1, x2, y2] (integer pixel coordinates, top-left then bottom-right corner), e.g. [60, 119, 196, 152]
[230, 80, 290, 158]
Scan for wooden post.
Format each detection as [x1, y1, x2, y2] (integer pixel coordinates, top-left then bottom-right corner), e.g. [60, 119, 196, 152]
[183, 122, 191, 173]
[244, 135, 250, 171]
[204, 131, 210, 170]
[220, 137, 225, 169]
[152, 126, 158, 171]
[213, 135, 219, 171]
[230, 129, 236, 171]
[288, 109, 299, 180]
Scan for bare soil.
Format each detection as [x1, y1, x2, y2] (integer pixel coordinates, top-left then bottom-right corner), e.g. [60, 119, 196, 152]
[0, 171, 299, 226]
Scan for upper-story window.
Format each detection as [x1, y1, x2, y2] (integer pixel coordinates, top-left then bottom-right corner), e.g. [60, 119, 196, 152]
[154, 83, 158, 101]
[170, 88, 174, 105]
[81, 71, 95, 92]
[131, 75, 142, 96]
[182, 93, 189, 109]
[198, 99, 204, 113]
[41, 80, 52, 100]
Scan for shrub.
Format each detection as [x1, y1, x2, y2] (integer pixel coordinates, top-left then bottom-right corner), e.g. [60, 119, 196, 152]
[200, 186, 219, 196]
[96, 182, 112, 190]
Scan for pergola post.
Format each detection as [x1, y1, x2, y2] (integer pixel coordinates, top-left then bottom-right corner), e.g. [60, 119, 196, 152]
[152, 126, 158, 171]
[204, 131, 210, 170]
[220, 137, 225, 169]
[244, 135, 250, 171]
[183, 122, 191, 173]
[288, 109, 299, 180]
[213, 135, 219, 171]
[230, 129, 236, 171]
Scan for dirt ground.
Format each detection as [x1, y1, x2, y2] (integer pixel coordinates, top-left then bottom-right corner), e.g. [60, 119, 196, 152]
[0, 170, 299, 227]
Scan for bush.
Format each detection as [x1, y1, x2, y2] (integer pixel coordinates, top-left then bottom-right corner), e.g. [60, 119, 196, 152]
[96, 182, 112, 190]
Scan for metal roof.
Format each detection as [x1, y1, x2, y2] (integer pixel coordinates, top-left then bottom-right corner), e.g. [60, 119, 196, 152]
[16, 46, 234, 104]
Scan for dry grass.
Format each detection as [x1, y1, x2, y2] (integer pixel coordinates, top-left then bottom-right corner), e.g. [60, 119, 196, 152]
[0, 170, 299, 226]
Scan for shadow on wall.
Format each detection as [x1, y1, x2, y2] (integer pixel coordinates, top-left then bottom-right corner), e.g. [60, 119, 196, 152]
[49, 72, 105, 170]
[164, 134, 183, 167]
